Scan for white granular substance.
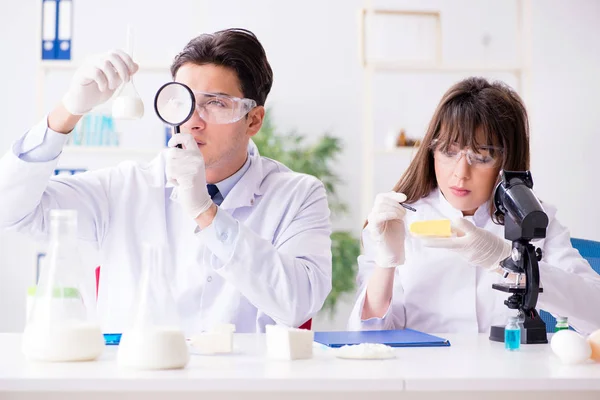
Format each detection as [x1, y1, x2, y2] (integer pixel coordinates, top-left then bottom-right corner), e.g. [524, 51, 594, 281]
[335, 343, 396, 359]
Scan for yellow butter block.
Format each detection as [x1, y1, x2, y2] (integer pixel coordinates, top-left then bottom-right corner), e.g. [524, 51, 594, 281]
[409, 219, 452, 237]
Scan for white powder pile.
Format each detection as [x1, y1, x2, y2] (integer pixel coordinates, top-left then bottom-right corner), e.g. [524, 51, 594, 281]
[335, 343, 396, 360]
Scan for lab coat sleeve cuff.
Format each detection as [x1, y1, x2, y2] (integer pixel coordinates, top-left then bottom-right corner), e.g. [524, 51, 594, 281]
[347, 286, 394, 331]
[14, 116, 69, 162]
[194, 207, 239, 265]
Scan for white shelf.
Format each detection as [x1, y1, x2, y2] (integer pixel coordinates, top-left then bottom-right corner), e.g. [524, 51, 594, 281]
[59, 146, 162, 170]
[368, 62, 522, 74]
[62, 146, 162, 156]
[374, 147, 419, 155]
[39, 60, 170, 72]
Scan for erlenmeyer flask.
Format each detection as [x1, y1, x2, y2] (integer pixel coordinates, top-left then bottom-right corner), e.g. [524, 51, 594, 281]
[112, 81, 144, 120]
[112, 25, 144, 120]
[22, 210, 104, 362]
[117, 243, 189, 370]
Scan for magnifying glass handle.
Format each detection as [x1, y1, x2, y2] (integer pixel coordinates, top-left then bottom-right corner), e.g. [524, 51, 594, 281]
[174, 125, 182, 149]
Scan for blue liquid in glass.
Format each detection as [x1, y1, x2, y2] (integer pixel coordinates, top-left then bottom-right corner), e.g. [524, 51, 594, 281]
[505, 328, 521, 351]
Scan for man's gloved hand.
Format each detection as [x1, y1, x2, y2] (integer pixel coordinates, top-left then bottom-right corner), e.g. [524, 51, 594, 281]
[366, 191, 408, 268]
[166, 133, 213, 219]
[62, 50, 138, 115]
[421, 218, 512, 270]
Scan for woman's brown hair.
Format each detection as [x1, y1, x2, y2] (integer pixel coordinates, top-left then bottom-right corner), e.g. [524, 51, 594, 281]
[371, 76, 530, 226]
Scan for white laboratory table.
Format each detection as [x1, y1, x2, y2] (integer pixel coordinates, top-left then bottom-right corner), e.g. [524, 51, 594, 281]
[1, 333, 600, 400]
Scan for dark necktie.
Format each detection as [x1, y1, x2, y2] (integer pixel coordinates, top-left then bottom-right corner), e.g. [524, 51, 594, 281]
[207, 184, 220, 199]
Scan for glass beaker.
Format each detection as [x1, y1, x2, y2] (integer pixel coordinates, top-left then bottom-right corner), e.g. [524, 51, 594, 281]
[112, 25, 144, 120]
[22, 210, 104, 362]
[117, 243, 189, 370]
[112, 80, 144, 120]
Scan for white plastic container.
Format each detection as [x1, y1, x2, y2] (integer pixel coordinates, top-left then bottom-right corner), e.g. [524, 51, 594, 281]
[265, 325, 313, 360]
[190, 324, 236, 354]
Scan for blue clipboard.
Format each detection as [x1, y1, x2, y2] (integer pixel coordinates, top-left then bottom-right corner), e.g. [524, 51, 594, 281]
[314, 329, 451, 348]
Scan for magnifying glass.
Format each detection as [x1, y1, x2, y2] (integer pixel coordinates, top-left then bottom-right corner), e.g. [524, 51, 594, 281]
[154, 82, 196, 148]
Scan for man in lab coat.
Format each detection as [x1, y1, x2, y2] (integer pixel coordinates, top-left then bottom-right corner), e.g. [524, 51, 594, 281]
[0, 29, 332, 334]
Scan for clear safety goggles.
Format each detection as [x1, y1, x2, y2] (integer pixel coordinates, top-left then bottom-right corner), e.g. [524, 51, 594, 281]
[192, 91, 257, 125]
[432, 141, 502, 169]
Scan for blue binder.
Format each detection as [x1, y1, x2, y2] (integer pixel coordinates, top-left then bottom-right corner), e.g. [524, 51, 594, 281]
[41, 0, 71, 60]
[314, 329, 451, 348]
[41, 0, 57, 60]
[55, 0, 72, 60]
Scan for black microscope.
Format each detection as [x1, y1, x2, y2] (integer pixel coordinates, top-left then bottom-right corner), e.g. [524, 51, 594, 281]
[489, 171, 550, 344]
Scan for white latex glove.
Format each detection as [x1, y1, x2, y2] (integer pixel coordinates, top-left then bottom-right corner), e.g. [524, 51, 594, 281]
[421, 218, 512, 270]
[62, 49, 139, 115]
[166, 133, 213, 219]
[366, 192, 408, 268]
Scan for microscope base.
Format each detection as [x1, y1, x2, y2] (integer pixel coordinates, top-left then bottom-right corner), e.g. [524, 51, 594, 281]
[489, 324, 548, 344]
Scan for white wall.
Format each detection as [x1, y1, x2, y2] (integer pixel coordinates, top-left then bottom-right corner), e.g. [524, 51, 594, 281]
[0, 0, 39, 333]
[529, 0, 600, 241]
[1, 0, 599, 332]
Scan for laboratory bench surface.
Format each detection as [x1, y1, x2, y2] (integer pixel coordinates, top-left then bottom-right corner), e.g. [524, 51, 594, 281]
[1, 333, 599, 400]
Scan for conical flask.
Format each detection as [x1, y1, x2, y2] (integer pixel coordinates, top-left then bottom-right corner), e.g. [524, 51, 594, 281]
[112, 25, 144, 120]
[112, 79, 144, 120]
[22, 210, 104, 362]
[117, 243, 189, 370]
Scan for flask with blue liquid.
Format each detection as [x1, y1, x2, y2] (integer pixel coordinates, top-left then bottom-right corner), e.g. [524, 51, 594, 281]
[505, 316, 521, 351]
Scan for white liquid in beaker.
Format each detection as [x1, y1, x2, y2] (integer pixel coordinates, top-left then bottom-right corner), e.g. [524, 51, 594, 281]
[117, 327, 189, 370]
[112, 95, 144, 119]
[22, 322, 104, 362]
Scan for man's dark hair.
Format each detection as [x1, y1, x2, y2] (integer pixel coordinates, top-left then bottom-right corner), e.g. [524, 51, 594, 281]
[171, 28, 273, 106]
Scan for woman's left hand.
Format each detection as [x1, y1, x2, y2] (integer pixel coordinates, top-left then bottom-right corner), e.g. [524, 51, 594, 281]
[420, 218, 512, 270]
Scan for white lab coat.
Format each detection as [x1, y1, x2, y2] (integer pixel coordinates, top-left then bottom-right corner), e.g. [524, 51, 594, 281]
[0, 119, 332, 334]
[348, 189, 600, 335]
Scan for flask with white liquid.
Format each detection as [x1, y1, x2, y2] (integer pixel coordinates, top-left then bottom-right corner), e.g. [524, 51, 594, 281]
[112, 25, 144, 120]
[117, 243, 189, 370]
[22, 210, 104, 362]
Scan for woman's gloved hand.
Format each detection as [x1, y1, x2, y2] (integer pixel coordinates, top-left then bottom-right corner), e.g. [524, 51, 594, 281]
[421, 218, 512, 270]
[366, 192, 409, 268]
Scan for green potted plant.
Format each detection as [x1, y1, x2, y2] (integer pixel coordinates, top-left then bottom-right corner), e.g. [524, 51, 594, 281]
[253, 112, 360, 315]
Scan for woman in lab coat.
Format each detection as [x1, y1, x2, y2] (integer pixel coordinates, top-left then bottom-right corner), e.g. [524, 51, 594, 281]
[350, 77, 600, 335]
[0, 29, 332, 334]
